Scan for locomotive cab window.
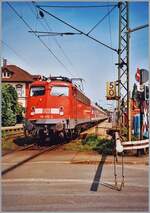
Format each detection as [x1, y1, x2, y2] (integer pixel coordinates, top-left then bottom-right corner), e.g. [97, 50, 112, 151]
[30, 86, 45, 96]
[50, 86, 69, 96]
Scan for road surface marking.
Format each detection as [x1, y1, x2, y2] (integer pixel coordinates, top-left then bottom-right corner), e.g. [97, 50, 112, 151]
[2, 161, 71, 165]
[2, 178, 148, 187]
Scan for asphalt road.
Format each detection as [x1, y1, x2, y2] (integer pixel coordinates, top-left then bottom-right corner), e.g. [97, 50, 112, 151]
[2, 152, 149, 212]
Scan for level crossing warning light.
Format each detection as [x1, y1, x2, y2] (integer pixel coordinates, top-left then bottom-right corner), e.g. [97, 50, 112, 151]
[144, 85, 149, 100]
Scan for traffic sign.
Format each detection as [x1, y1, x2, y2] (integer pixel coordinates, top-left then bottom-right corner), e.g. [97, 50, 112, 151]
[106, 81, 118, 100]
[140, 69, 149, 83]
[135, 68, 149, 83]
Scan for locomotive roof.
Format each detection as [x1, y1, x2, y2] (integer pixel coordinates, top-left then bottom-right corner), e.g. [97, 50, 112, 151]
[30, 76, 87, 96]
[30, 76, 72, 85]
[50, 76, 72, 83]
[30, 79, 72, 87]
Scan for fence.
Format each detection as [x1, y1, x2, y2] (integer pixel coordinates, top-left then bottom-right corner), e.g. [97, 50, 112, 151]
[2, 124, 24, 142]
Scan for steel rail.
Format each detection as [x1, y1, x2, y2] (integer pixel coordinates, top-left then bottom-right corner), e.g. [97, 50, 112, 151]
[2, 144, 34, 157]
[2, 144, 61, 176]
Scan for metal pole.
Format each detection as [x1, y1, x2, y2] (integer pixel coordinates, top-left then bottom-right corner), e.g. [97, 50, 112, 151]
[127, 3, 131, 141]
[140, 70, 143, 140]
[117, 2, 131, 141]
[128, 24, 149, 33]
[117, 2, 121, 130]
[137, 69, 144, 156]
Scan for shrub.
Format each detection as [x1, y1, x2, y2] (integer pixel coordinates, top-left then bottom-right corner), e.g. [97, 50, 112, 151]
[94, 139, 115, 155]
[2, 84, 24, 126]
[83, 135, 115, 155]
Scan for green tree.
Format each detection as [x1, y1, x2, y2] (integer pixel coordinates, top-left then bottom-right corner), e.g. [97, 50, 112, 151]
[16, 104, 25, 123]
[2, 84, 24, 126]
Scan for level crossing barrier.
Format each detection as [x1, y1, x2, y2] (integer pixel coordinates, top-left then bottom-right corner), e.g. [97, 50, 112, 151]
[122, 139, 149, 150]
[114, 132, 149, 191]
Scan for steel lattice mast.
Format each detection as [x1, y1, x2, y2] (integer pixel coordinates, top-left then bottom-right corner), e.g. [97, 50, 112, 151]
[117, 2, 131, 141]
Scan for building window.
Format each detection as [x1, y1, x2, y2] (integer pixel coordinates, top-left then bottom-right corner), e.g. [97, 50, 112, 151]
[7, 72, 10, 77]
[2, 72, 6, 78]
[16, 84, 23, 97]
[2, 71, 12, 78]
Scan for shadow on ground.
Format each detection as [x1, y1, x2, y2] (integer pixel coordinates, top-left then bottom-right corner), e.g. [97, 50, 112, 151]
[14, 136, 35, 146]
[90, 154, 107, 191]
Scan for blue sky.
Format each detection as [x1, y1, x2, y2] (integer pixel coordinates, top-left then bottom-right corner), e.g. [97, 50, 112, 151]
[2, 1, 149, 109]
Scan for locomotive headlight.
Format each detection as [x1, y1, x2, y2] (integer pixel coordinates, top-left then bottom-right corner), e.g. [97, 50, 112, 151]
[60, 106, 64, 115]
[31, 106, 35, 115]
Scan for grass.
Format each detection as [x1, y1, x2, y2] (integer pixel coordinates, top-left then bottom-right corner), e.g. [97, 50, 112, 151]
[2, 129, 31, 151]
[2, 138, 18, 151]
[2, 129, 16, 151]
[63, 134, 115, 155]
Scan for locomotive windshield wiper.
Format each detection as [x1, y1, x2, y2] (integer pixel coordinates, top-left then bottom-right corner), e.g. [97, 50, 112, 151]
[58, 93, 64, 96]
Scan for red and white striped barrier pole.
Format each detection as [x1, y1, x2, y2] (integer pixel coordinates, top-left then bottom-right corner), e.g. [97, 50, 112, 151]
[122, 139, 149, 150]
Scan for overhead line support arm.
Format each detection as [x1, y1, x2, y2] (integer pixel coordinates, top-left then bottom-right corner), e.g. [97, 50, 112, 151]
[37, 6, 118, 53]
[127, 24, 149, 33]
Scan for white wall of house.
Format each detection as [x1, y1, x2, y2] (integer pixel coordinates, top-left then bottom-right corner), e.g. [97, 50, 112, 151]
[3, 82, 26, 108]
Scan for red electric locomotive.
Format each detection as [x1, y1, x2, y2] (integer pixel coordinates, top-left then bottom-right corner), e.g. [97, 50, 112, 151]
[25, 76, 107, 143]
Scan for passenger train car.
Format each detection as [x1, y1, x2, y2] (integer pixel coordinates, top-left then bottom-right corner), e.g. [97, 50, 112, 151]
[25, 76, 107, 143]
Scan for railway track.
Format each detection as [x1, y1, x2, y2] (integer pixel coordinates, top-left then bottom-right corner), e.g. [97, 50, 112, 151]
[2, 144, 61, 176]
[2, 144, 35, 157]
[2, 119, 108, 176]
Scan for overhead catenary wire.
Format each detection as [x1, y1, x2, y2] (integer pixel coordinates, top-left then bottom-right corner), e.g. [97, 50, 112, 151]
[87, 5, 117, 35]
[31, 1, 76, 75]
[40, 19, 76, 69]
[28, 31, 82, 36]
[39, 16, 75, 66]
[6, 2, 73, 77]
[2, 40, 32, 67]
[36, 6, 118, 53]
[107, 3, 115, 71]
[36, 4, 117, 8]
[107, 6, 113, 49]
[26, 2, 50, 31]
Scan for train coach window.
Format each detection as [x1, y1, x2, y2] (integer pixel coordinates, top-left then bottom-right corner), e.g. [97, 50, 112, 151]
[30, 86, 45, 96]
[50, 86, 69, 96]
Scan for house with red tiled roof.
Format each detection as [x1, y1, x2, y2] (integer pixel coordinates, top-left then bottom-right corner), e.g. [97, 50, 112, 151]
[1, 60, 41, 108]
